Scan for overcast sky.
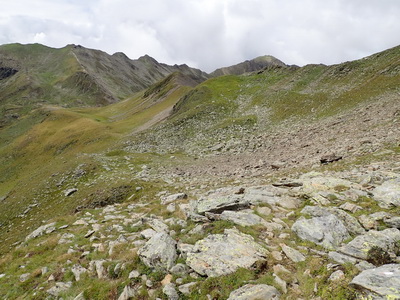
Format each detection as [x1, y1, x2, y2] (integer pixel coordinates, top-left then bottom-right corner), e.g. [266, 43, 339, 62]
[1, 0, 399, 72]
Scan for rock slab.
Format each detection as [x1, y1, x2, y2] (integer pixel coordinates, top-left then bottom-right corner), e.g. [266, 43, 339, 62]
[227, 284, 280, 300]
[186, 228, 267, 277]
[351, 264, 400, 299]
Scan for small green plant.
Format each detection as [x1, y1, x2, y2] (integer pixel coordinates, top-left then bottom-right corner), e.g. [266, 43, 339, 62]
[366, 246, 393, 266]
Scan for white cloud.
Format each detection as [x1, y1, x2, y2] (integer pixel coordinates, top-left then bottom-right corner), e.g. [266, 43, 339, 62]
[0, 0, 399, 72]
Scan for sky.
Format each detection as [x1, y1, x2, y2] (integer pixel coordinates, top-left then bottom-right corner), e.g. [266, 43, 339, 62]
[0, 0, 399, 72]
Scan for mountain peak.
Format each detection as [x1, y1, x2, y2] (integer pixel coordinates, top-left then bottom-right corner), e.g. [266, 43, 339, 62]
[210, 55, 286, 77]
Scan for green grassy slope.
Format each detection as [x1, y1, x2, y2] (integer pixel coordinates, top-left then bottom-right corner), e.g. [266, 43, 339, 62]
[126, 45, 400, 154]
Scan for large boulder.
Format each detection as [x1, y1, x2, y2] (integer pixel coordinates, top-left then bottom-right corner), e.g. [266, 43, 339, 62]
[291, 214, 350, 250]
[338, 228, 400, 260]
[373, 178, 400, 208]
[227, 284, 280, 300]
[351, 264, 400, 299]
[301, 206, 365, 235]
[138, 232, 177, 271]
[186, 228, 268, 277]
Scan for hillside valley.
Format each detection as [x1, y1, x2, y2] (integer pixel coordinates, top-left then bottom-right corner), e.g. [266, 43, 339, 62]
[0, 43, 399, 299]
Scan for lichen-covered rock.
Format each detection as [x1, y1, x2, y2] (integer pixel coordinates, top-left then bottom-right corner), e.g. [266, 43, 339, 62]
[351, 264, 400, 299]
[373, 178, 400, 208]
[227, 284, 280, 300]
[220, 209, 267, 226]
[291, 215, 350, 250]
[301, 206, 365, 235]
[338, 228, 400, 260]
[138, 232, 177, 271]
[186, 228, 267, 277]
[280, 244, 305, 262]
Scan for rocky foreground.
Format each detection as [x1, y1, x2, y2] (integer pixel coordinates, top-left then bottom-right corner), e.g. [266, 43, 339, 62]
[1, 159, 400, 299]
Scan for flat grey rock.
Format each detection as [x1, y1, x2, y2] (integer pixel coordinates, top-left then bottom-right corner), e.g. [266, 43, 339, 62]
[301, 205, 365, 235]
[373, 178, 400, 208]
[280, 244, 306, 262]
[338, 228, 400, 260]
[351, 264, 400, 299]
[220, 209, 266, 226]
[138, 232, 177, 271]
[186, 228, 267, 277]
[227, 284, 280, 300]
[292, 215, 350, 250]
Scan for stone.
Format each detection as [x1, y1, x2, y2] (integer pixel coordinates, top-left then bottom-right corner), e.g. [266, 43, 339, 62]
[320, 154, 342, 164]
[220, 209, 267, 226]
[301, 206, 365, 235]
[358, 214, 377, 230]
[194, 195, 250, 215]
[84, 230, 96, 238]
[384, 216, 400, 229]
[58, 233, 75, 244]
[373, 178, 400, 208]
[25, 222, 56, 241]
[71, 264, 87, 281]
[161, 193, 187, 205]
[227, 284, 280, 300]
[328, 251, 359, 265]
[146, 218, 169, 233]
[271, 251, 283, 261]
[140, 228, 157, 239]
[280, 244, 306, 262]
[169, 263, 189, 275]
[118, 285, 136, 300]
[272, 181, 303, 188]
[166, 203, 176, 213]
[128, 270, 140, 279]
[256, 206, 272, 216]
[162, 283, 179, 300]
[339, 202, 362, 213]
[291, 215, 350, 250]
[47, 282, 72, 297]
[138, 232, 177, 271]
[186, 228, 268, 277]
[73, 292, 86, 300]
[178, 282, 196, 295]
[338, 228, 400, 261]
[329, 270, 345, 281]
[273, 274, 287, 293]
[351, 264, 400, 299]
[19, 273, 30, 282]
[89, 260, 107, 279]
[64, 188, 78, 196]
[161, 274, 173, 286]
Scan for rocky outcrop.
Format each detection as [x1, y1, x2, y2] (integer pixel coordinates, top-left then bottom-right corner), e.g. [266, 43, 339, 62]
[292, 214, 350, 250]
[351, 264, 400, 299]
[186, 228, 268, 277]
[138, 232, 177, 271]
[338, 228, 400, 261]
